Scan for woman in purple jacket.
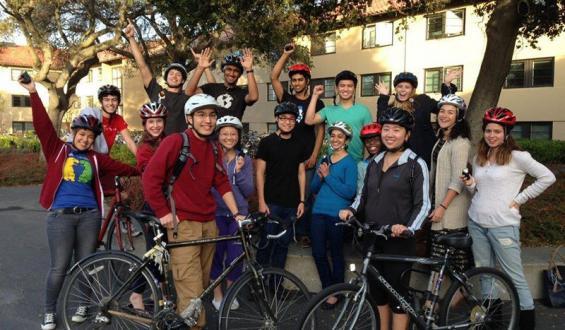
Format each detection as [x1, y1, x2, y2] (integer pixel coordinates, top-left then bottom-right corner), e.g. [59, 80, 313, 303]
[210, 116, 255, 310]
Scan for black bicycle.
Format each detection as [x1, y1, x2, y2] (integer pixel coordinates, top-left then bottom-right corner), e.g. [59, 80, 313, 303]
[298, 216, 519, 330]
[60, 212, 314, 329]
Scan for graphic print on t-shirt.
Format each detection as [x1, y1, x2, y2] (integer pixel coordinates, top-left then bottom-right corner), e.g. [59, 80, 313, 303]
[63, 154, 93, 183]
[296, 105, 304, 124]
[217, 93, 234, 109]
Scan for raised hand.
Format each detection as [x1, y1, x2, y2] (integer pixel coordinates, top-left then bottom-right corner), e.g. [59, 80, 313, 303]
[193, 47, 213, 69]
[124, 18, 136, 39]
[444, 67, 461, 85]
[190, 47, 215, 67]
[375, 81, 389, 95]
[313, 85, 324, 97]
[283, 42, 295, 55]
[18, 75, 37, 93]
[240, 48, 254, 71]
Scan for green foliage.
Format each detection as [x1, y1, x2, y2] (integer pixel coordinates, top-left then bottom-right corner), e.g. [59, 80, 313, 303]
[0, 134, 41, 152]
[517, 139, 565, 164]
[109, 144, 136, 166]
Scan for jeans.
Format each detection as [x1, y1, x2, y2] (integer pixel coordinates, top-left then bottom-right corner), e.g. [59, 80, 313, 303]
[44, 209, 101, 313]
[255, 204, 295, 270]
[311, 214, 345, 289]
[211, 215, 243, 282]
[467, 219, 534, 310]
[295, 167, 315, 239]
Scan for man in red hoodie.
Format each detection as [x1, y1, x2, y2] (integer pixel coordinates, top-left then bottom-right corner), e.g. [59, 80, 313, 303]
[143, 93, 244, 328]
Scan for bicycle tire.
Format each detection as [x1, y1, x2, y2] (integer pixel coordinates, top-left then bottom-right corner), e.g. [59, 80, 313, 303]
[439, 267, 519, 329]
[105, 214, 151, 259]
[298, 282, 379, 330]
[218, 267, 313, 330]
[61, 251, 161, 329]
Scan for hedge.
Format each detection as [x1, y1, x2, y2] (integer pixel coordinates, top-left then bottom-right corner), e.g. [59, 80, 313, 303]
[516, 139, 565, 164]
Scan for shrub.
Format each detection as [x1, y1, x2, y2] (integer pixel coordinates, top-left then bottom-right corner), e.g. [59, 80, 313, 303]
[517, 139, 565, 164]
[0, 133, 41, 152]
[110, 144, 136, 165]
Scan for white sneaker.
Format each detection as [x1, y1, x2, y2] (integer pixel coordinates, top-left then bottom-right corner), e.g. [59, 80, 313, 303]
[41, 313, 56, 330]
[212, 298, 222, 311]
[71, 305, 88, 323]
[230, 298, 240, 310]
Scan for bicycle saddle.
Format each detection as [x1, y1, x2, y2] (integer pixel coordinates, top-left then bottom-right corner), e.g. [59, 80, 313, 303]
[436, 232, 473, 250]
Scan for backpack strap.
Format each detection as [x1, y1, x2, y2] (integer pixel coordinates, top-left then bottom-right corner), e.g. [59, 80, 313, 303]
[168, 132, 190, 238]
[211, 141, 225, 174]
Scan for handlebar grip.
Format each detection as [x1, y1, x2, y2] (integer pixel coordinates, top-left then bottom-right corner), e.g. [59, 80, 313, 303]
[267, 229, 287, 240]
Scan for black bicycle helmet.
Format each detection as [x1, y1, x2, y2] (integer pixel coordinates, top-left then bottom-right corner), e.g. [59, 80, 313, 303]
[393, 72, 418, 89]
[71, 114, 103, 136]
[97, 84, 121, 102]
[221, 52, 244, 73]
[274, 102, 299, 117]
[163, 63, 188, 82]
[335, 70, 358, 87]
[378, 107, 415, 131]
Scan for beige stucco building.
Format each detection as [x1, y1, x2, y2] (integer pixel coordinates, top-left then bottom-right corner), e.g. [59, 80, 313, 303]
[1, 4, 563, 140]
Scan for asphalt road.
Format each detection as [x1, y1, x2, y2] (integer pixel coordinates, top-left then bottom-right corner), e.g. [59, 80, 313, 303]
[0, 185, 563, 329]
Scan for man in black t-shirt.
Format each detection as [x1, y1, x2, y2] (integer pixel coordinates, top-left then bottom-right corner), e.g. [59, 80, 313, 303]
[255, 102, 307, 270]
[270, 42, 325, 247]
[186, 48, 259, 119]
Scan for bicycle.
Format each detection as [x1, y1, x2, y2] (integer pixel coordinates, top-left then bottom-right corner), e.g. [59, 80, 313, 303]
[299, 216, 519, 330]
[98, 176, 152, 258]
[60, 212, 314, 329]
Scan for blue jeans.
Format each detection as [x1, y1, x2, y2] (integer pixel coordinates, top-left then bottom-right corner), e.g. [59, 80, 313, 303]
[311, 214, 345, 289]
[255, 204, 295, 270]
[467, 219, 534, 310]
[295, 167, 315, 239]
[44, 209, 101, 313]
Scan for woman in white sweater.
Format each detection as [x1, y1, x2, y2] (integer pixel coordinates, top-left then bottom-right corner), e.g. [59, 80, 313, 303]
[463, 107, 556, 330]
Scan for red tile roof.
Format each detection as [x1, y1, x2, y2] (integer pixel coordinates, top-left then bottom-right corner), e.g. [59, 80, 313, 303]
[0, 44, 66, 69]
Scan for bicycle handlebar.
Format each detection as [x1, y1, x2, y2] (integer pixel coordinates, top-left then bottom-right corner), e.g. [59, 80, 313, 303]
[238, 212, 288, 240]
[337, 216, 413, 239]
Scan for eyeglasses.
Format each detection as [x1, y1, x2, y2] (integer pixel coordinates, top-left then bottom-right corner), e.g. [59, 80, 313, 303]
[277, 116, 296, 122]
[193, 112, 218, 120]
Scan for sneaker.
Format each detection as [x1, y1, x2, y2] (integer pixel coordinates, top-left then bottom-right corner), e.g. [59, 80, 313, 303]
[71, 305, 88, 323]
[212, 298, 222, 311]
[41, 313, 56, 330]
[212, 298, 239, 311]
[229, 298, 240, 310]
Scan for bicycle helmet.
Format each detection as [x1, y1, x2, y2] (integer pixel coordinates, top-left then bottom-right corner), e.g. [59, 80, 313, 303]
[360, 123, 382, 139]
[221, 52, 244, 73]
[139, 102, 168, 119]
[438, 94, 467, 121]
[393, 72, 418, 89]
[184, 94, 223, 115]
[216, 115, 243, 131]
[288, 64, 311, 80]
[378, 107, 415, 131]
[97, 84, 121, 102]
[163, 62, 188, 82]
[327, 121, 352, 139]
[274, 102, 299, 117]
[71, 114, 103, 136]
[483, 107, 516, 130]
[335, 70, 358, 87]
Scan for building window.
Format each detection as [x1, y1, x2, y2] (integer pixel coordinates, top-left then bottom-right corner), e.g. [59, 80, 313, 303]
[504, 57, 554, 88]
[267, 123, 277, 133]
[361, 72, 392, 97]
[426, 8, 465, 39]
[112, 67, 123, 92]
[86, 96, 94, 108]
[511, 122, 552, 140]
[362, 22, 393, 49]
[311, 78, 335, 98]
[11, 68, 26, 81]
[424, 65, 463, 93]
[97, 67, 103, 81]
[11, 95, 31, 107]
[267, 82, 289, 102]
[311, 32, 336, 56]
[12, 121, 34, 133]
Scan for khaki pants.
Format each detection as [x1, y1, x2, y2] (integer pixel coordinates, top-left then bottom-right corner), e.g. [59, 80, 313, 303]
[167, 220, 218, 329]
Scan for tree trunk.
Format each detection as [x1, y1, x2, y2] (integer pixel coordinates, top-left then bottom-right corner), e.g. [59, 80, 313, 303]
[467, 0, 522, 145]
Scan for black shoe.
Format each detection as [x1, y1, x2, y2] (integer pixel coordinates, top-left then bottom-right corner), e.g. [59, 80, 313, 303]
[519, 309, 535, 330]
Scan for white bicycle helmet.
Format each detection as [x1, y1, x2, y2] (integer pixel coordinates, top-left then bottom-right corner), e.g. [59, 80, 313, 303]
[184, 94, 223, 115]
[139, 102, 167, 119]
[438, 94, 467, 121]
[216, 115, 243, 130]
[327, 121, 352, 138]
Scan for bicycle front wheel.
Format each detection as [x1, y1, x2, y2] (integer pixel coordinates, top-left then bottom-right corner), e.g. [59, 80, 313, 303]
[299, 283, 379, 330]
[219, 267, 312, 330]
[439, 267, 519, 329]
[106, 214, 151, 259]
[61, 252, 161, 329]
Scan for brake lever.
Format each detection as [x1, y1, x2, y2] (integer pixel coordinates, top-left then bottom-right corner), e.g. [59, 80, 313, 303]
[267, 229, 287, 240]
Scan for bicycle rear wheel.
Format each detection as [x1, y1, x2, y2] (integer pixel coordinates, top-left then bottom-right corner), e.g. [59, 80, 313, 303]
[219, 267, 313, 329]
[299, 283, 379, 330]
[106, 215, 151, 259]
[439, 267, 519, 329]
[61, 251, 160, 329]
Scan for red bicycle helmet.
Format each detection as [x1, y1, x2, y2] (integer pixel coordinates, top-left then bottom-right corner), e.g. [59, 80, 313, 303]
[139, 102, 168, 119]
[288, 64, 311, 79]
[360, 123, 382, 139]
[483, 107, 516, 128]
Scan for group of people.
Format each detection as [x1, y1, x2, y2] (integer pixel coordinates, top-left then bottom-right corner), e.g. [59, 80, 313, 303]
[25, 31, 556, 330]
